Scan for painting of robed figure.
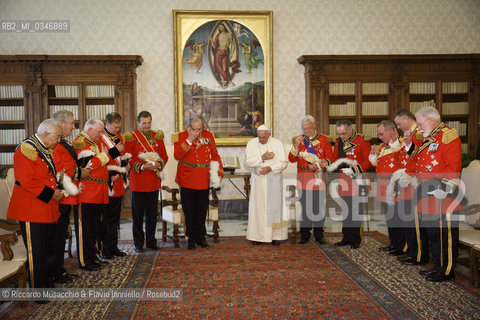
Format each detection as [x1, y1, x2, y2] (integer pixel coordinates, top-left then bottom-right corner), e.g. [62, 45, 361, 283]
[174, 11, 273, 146]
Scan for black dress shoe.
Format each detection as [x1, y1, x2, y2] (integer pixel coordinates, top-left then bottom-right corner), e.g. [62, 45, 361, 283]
[80, 264, 99, 271]
[397, 255, 411, 262]
[113, 250, 127, 256]
[271, 240, 280, 246]
[315, 238, 326, 245]
[102, 254, 114, 260]
[426, 272, 455, 282]
[134, 247, 144, 253]
[63, 272, 79, 279]
[419, 268, 437, 276]
[54, 274, 72, 284]
[334, 240, 350, 247]
[402, 257, 424, 266]
[299, 238, 309, 244]
[147, 245, 161, 251]
[389, 249, 405, 256]
[379, 245, 394, 251]
[93, 259, 109, 267]
[196, 239, 209, 248]
[188, 239, 196, 250]
[351, 242, 360, 249]
[252, 241, 263, 245]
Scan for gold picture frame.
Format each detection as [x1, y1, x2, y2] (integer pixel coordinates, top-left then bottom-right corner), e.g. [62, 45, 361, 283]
[173, 10, 273, 146]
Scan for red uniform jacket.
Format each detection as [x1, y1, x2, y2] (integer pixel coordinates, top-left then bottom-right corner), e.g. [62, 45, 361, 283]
[7, 138, 60, 223]
[98, 130, 127, 197]
[174, 130, 224, 190]
[329, 131, 372, 197]
[288, 132, 333, 191]
[407, 123, 462, 214]
[125, 129, 168, 193]
[375, 139, 409, 203]
[53, 138, 81, 205]
[73, 132, 113, 204]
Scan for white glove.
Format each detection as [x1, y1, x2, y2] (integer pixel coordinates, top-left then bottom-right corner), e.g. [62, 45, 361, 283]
[340, 167, 354, 178]
[368, 153, 377, 166]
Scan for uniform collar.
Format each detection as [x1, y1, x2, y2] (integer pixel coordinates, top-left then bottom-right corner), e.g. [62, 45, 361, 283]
[304, 131, 319, 141]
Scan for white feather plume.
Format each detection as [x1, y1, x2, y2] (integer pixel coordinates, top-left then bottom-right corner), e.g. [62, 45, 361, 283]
[210, 161, 221, 189]
[138, 152, 160, 164]
[326, 158, 358, 173]
[121, 153, 132, 160]
[107, 165, 127, 173]
[385, 168, 418, 206]
[57, 173, 79, 196]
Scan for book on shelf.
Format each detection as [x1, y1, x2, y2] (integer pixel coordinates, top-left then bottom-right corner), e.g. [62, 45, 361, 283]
[0, 85, 23, 99]
[49, 105, 79, 119]
[442, 82, 468, 94]
[361, 101, 388, 116]
[361, 124, 378, 138]
[0, 106, 25, 121]
[221, 156, 240, 170]
[444, 121, 467, 136]
[86, 104, 115, 120]
[85, 85, 115, 98]
[0, 129, 26, 145]
[0, 152, 14, 165]
[362, 82, 388, 95]
[329, 83, 355, 95]
[409, 100, 435, 114]
[409, 82, 436, 94]
[461, 144, 468, 154]
[329, 102, 355, 116]
[54, 85, 79, 98]
[442, 102, 469, 115]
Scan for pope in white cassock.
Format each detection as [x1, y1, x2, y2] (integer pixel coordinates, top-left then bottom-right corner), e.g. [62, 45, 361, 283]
[245, 125, 288, 245]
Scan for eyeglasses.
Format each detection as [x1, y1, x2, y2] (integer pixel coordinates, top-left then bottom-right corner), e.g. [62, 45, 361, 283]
[48, 132, 62, 140]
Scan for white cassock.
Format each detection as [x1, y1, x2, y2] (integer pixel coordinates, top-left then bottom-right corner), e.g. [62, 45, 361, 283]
[245, 136, 288, 242]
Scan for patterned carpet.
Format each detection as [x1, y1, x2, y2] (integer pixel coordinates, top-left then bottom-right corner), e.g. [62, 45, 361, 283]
[2, 233, 480, 319]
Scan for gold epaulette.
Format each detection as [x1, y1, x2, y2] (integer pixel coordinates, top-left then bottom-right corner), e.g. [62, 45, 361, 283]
[442, 127, 459, 144]
[124, 132, 134, 142]
[291, 136, 298, 144]
[20, 142, 37, 161]
[415, 132, 424, 141]
[155, 130, 164, 140]
[73, 137, 86, 150]
[171, 132, 179, 143]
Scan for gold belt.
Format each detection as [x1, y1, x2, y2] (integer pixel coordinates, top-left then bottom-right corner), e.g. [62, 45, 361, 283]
[82, 177, 108, 184]
[180, 160, 210, 168]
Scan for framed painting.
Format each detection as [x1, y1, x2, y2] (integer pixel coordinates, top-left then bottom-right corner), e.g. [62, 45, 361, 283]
[173, 10, 273, 146]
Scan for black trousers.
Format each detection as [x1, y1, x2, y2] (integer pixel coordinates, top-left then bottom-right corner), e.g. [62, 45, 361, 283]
[20, 221, 56, 288]
[131, 190, 159, 249]
[400, 200, 429, 262]
[180, 187, 209, 241]
[381, 202, 405, 251]
[340, 196, 364, 245]
[77, 203, 103, 267]
[299, 189, 326, 241]
[54, 204, 78, 277]
[102, 196, 123, 255]
[422, 213, 459, 275]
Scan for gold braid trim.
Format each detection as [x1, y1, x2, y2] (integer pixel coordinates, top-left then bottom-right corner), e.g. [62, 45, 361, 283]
[442, 127, 459, 144]
[155, 130, 164, 140]
[20, 142, 38, 161]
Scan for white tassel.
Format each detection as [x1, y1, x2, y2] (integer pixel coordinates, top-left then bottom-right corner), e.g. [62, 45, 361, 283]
[326, 158, 358, 173]
[57, 173, 80, 196]
[210, 161, 221, 189]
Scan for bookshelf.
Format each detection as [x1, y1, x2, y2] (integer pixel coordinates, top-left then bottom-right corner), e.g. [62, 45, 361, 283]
[298, 54, 480, 156]
[0, 85, 26, 166]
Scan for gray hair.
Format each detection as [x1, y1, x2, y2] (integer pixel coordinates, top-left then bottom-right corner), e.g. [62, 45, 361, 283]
[84, 117, 104, 131]
[301, 115, 316, 126]
[52, 110, 74, 122]
[416, 106, 441, 121]
[37, 118, 61, 135]
[335, 119, 352, 129]
[377, 120, 397, 131]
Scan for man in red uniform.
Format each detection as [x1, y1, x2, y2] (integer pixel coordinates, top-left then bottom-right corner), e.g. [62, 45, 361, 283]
[125, 111, 168, 252]
[369, 120, 407, 256]
[289, 115, 333, 244]
[73, 117, 121, 271]
[393, 108, 429, 266]
[405, 107, 463, 282]
[174, 117, 223, 250]
[322, 119, 371, 249]
[7, 119, 64, 294]
[52, 110, 88, 283]
[98, 112, 130, 259]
